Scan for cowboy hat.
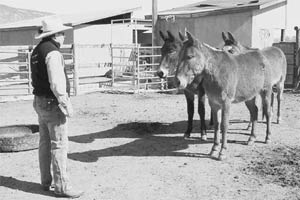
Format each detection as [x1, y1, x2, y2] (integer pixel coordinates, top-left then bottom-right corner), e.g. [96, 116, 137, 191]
[35, 16, 72, 39]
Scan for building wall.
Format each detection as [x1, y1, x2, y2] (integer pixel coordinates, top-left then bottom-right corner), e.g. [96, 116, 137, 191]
[252, 3, 287, 48]
[0, 29, 37, 46]
[156, 11, 253, 48]
[0, 28, 74, 46]
[73, 24, 135, 66]
[74, 24, 130, 45]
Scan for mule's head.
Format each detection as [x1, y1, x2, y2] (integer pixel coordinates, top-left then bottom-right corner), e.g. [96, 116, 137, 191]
[175, 31, 206, 89]
[221, 32, 245, 54]
[156, 31, 184, 78]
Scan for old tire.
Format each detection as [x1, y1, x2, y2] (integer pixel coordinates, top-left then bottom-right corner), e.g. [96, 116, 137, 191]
[0, 124, 39, 152]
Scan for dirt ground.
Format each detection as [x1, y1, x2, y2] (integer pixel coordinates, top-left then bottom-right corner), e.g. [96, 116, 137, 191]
[0, 90, 300, 200]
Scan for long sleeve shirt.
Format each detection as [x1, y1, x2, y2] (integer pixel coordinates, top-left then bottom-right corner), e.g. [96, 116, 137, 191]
[46, 50, 69, 105]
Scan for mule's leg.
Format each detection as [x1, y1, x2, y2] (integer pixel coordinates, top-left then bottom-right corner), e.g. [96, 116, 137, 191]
[246, 116, 252, 130]
[219, 100, 230, 161]
[246, 97, 258, 130]
[197, 85, 207, 140]
[209, 102, 221, 158]
[276, 82, 284, 124]
[271, 90, 274, 114]
[209, 110, 214, 126]
[184, 89, 195, 138]
[245, 98, 258, 145]
[245, 103, 252, 130]
[269, 91, 275, 123]
[261, 90, 272, 144]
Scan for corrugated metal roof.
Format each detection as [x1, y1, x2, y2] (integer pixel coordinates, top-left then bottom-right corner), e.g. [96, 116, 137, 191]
[0, 7, 140, 30]
[158, 0, 286, 15]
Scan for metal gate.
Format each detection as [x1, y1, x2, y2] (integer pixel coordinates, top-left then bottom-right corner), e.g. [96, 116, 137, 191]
[0, 45, 75, 100]
[0, 47, 32, 98]
[0, 44, 175, 100]
[111, 44, 175, 93]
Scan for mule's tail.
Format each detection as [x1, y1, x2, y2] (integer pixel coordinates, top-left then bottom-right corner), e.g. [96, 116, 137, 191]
[293, 66, 300, 91]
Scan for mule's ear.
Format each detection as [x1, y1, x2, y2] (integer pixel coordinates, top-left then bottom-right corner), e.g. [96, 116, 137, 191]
[186, 31, 195, 43]
[159, 31, 167, 41]
[227, 32, 237, 44]
[222, 32, 228, 42]
[167, 31, 175, 41]
[178, 31, 185, 41]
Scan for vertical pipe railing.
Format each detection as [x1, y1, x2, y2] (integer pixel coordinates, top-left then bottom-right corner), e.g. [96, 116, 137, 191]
[72, 44, 79, 96]
[137, 44, 140, 92]
[111, 43, 114, 86]
[27, 51, 32, 94]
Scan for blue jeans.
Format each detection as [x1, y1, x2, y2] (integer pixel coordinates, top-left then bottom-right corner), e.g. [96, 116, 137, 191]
[33, 95, 69, 193]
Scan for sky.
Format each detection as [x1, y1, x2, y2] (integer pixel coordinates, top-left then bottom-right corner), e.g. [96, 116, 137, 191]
[0, 0, 299, 35]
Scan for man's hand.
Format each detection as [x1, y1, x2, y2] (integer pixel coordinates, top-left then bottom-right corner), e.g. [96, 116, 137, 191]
[58, 95, 73, 117]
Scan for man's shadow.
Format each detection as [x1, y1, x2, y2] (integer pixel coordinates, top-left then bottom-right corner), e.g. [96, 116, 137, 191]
[68, 120, 248, 162]
[0, 176, 55, 197]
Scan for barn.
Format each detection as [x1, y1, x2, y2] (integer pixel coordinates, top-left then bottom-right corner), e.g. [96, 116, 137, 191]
[154, 0, 287, 49]
[0, 7, 156, 96]
[153, 0, 296, 86]
[0, 7, 151, 46]
[0, 6, 152, 72]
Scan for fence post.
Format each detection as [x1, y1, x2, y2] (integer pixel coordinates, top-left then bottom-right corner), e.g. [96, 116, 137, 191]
[27, 49, 32, 94]
[72, 44, 79, 95]
[280, 29, 285, 42]
[110, 43, 114, 86]
[132, 47, 137, 87]
[137, 44, 140, 92]
[294, 26, 299, 87]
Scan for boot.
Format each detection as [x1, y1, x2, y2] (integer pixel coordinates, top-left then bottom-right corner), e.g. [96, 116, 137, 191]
[54, 189, 84, 198]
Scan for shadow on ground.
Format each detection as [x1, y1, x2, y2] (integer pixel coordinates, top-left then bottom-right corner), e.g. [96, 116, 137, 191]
[0, 176, 55, 197]
[68, 120, 250, 162]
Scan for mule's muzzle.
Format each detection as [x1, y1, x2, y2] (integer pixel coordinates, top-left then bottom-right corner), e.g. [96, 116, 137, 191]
[174, 76, 187, 89]
[156, 70, 165, 78]
[174, 77, 180, 87]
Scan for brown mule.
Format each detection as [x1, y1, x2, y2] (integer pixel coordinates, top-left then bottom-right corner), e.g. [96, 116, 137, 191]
[222, 32, 287, 124]
[157, 31, 212, 140]
[175, 31, 273, 160]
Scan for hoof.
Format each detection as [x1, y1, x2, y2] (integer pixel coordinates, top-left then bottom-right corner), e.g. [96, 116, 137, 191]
[247, 137, 256, 146]
[246, 122, 252, 130]
[210, 150, 219, 158]
[277, 118, 281, 124]
[246, 124, 251, 131]
[184, 133, 190, 139]
[201, 135, 207, 141]
[218, 153, 226, 161]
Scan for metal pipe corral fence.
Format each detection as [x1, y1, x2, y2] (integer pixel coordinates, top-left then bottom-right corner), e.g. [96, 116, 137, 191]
[0, 44, 176, 99]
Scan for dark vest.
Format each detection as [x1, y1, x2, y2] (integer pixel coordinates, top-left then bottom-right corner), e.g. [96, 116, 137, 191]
[31, 38, 70, 98]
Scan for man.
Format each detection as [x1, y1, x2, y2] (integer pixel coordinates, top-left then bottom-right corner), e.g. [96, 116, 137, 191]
[31, 17, 83, 198]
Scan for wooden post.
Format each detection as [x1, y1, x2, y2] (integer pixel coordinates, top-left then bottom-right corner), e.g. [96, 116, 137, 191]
[137, 44, 140, 92]
[294, 26, 299, 87]
[72, 44, 79, 96]
[152, 0, 158, 47]
[152, 0, 158, 67]
[27, 49, 32, 94]
[280, 29, 285, 42]
[110, 43, 114, 86]
[134, 19, 138, 46]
